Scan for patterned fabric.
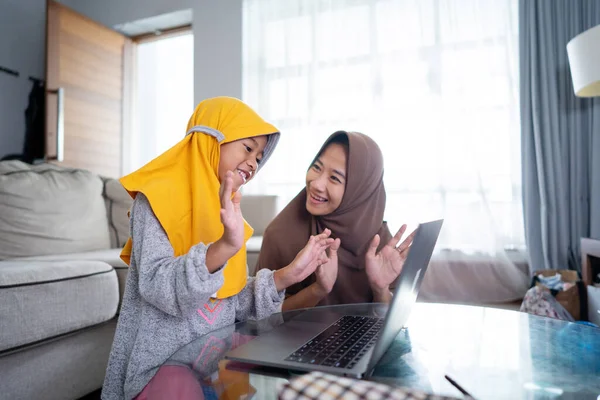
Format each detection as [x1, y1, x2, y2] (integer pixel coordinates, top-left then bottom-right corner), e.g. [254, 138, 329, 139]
[278, 371, 460, 400]
[520, 286, 575, 321]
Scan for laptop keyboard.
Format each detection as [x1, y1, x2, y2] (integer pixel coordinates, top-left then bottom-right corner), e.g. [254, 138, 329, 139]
[284, 315, 383, 369]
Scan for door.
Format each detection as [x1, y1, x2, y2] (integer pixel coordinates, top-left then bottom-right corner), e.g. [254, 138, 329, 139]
[45, 0, 131, 178]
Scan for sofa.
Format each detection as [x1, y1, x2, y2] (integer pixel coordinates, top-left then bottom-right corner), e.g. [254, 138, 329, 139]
[0, 161, 132, 400]
[0, 160, 277, 400]
[240, 194, 278, 275]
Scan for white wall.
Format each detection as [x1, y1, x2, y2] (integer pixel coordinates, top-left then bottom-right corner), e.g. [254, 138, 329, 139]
[0, 0, 46, 159]
[192, 0, 243, 103]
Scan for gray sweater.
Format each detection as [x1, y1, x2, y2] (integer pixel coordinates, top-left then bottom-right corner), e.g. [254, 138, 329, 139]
[101, 194, 284, 400]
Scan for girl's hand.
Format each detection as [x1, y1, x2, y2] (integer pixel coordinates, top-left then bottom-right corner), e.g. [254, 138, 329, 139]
[218, 171, 245, 253]
[315, 238, 341, 296]
[274, 230, 334, 291]
[365, 224, 415, 293]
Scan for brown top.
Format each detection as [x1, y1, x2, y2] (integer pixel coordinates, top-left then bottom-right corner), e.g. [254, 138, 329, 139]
[255, 131, 392, 305]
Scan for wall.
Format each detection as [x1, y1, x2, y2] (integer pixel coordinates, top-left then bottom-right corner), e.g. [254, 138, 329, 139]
[0, 0, 46, 159]
[0, 0, 243, 159]
[63, 0, 244, 105]
[192, 0, 243, 103]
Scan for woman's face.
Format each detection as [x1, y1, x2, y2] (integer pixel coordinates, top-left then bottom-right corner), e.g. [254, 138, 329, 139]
[305, 142, 347, 216]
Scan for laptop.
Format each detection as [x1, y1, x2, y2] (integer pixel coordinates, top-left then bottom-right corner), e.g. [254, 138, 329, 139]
[225, 219, 443, 379]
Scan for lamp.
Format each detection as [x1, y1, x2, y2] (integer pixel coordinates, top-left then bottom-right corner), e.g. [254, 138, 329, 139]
[566, 24, 600, 97]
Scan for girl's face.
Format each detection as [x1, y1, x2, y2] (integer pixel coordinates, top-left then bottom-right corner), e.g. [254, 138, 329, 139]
[305, 142, 347, 216]
[218, 135, 268, 191]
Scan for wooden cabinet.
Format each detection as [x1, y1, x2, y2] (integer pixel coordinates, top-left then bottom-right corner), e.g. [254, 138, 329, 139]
[45, 0, 132, 178]
[581, 237, 600, 286]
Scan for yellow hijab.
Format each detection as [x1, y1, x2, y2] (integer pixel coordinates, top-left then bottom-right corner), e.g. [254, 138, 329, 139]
[119, 96, 279, 299]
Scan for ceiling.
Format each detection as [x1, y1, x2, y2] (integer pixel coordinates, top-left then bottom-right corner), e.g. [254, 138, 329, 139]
[113, 8, 192, 37]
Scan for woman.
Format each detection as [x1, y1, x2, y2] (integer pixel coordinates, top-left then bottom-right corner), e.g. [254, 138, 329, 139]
[255, 131, 414, 311]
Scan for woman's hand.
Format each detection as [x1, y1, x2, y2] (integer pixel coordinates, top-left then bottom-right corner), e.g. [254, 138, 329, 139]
[274, 230, 334, 291]
[218, 171, 245, 253]
[314, 238, 341, 296]
[365, 224, 415, 296]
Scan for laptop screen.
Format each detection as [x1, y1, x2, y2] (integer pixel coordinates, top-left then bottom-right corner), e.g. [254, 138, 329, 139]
[366, 219, 443, 372]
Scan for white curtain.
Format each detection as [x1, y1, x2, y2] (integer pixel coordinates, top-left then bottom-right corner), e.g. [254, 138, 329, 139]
[242, 0, 529, 302]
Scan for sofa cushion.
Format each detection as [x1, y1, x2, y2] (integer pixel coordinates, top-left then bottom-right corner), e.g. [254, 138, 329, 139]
[246, 236, 263, 253]
[16, 248, 127, 268]
[15, 249, 129, 308]
[0, 160, 32, 174]
[0, 163, 111, 260]
[240, 195, 278, 236]
[0, 260, 119, 352]
[103, 178, 133, 248]
[246, 236, 263, 276]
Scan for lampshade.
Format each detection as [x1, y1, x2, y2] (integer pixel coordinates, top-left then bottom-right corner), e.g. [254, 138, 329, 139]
[566, 24, 600, 98]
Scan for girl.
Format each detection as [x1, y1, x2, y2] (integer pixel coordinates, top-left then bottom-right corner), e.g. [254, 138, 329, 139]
[256, 131, 414, 310]
[102, 97, 333, 399]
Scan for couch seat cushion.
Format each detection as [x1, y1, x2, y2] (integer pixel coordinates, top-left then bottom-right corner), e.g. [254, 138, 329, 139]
[0, 260, 118, 352]
[14, 249, 129, 308]
[16, 249, 127, 268]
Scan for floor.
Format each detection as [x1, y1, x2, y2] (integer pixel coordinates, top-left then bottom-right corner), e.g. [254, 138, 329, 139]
[479, 299, 523, 311]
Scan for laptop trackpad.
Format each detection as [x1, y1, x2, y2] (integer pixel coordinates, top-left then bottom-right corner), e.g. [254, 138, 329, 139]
[227, 320, 331, 363]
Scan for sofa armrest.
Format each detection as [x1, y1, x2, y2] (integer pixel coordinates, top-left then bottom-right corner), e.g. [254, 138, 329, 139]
[103, 178, 133, 248]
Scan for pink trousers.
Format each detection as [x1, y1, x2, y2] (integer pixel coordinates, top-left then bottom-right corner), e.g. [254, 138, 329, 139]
[134, 365, 204, 400]
[134, 333, 255, 400]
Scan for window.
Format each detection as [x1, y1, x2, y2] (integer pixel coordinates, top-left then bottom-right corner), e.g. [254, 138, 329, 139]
[242, 0, 522, 253]
[126, 28, 194, 174]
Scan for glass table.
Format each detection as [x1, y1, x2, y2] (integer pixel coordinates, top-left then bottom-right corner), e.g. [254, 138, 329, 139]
[163, 302, 600, 399]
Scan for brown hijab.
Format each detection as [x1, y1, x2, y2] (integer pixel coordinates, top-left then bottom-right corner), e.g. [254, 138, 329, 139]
[255, 131, 392, 305]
